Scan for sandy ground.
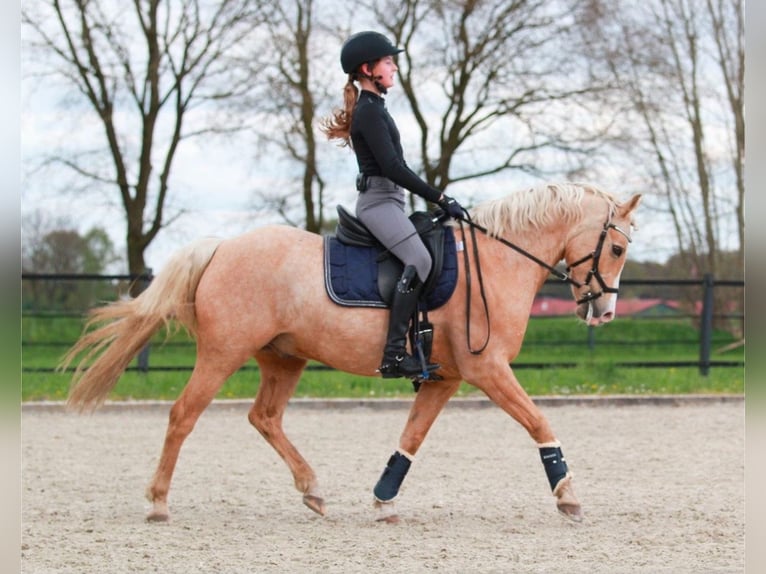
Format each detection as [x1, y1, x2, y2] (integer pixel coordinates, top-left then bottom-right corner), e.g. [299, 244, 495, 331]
[21, 398, 744, 574]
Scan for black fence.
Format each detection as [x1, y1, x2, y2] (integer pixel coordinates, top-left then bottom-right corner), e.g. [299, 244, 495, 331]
[21, 273, 744, 376]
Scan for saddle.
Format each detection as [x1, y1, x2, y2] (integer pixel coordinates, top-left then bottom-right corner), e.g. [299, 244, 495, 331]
[324, 206, 459, 387]
[325, 205, 458, 309]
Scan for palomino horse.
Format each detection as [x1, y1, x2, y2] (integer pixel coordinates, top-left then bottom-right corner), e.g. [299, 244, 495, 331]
[62, 182, 641, 524]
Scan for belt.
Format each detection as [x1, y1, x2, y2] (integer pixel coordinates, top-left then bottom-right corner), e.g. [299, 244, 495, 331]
[356, 174, 399, 192]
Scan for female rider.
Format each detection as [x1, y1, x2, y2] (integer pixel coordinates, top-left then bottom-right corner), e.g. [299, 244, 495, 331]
[321, 31, 465, 379]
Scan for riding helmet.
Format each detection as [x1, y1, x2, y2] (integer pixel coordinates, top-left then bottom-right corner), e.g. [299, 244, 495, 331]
[340, 31, 403, 74]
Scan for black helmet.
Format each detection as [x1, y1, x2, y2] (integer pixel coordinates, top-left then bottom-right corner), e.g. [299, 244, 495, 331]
[340, 31, 403, 74]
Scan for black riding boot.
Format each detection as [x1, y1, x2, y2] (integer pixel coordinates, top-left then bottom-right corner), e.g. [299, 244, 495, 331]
[378, 266, 440, 379]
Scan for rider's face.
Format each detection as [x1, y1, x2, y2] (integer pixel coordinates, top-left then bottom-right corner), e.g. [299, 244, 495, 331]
[370, 56, 398, 90]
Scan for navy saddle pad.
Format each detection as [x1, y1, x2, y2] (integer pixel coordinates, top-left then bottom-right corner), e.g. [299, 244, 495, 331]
[323, 228, 458, 310]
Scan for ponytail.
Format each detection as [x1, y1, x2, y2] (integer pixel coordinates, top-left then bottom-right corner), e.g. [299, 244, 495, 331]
[320, 76, 359, 147]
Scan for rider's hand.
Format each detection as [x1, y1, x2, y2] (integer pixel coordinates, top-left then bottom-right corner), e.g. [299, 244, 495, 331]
[438, 195, 465, 220]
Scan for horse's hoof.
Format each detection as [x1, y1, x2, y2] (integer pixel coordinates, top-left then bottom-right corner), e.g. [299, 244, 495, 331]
[373, 500, 399, 523]
[146, 510, 170, 523]
[553, 474, 582, 522]
[557, 502, 583, 522]
[303, 494, 326, 516]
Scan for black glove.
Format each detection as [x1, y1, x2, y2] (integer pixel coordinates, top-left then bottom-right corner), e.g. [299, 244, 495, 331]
[438, 195, 465, 220]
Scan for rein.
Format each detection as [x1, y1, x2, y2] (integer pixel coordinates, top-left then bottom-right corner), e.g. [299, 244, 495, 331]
[455, 214, 491, 355]
[454, 207, 632, 354]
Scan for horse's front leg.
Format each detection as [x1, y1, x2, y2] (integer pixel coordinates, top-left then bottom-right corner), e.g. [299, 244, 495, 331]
[372, 378, 462, 523]
[469, 362, 582, 522]
[248, 352, 325, 515]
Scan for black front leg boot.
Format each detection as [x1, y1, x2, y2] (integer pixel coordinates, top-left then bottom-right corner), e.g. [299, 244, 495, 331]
[378, 266, 440, 379]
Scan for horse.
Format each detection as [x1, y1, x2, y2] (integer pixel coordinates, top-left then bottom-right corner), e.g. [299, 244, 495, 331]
[61, 182, 641, 524]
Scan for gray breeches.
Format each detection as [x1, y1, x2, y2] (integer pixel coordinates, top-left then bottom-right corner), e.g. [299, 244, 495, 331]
[356, 177, 433, 283]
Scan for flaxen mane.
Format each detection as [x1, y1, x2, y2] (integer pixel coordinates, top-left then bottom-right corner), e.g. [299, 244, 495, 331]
[469, 182, 619, 238]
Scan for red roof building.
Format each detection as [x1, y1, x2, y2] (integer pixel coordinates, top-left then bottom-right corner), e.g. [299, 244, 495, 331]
[530, 297, 686, 317]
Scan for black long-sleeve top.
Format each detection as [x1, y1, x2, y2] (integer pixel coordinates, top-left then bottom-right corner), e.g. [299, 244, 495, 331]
[350, 90, 441, 203]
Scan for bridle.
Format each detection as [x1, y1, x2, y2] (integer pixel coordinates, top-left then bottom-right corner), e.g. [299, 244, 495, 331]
[453, 203, 632, 354]
[565, 215, 633, 305]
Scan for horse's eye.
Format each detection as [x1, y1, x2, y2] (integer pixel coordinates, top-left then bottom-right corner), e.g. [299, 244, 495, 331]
[612, 245, 624, 257]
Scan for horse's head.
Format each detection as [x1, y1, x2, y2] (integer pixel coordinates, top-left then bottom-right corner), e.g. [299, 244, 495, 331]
[564, 192, 642, 326]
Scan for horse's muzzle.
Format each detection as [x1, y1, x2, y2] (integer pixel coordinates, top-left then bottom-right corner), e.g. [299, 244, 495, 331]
[576, 297, 616, 326]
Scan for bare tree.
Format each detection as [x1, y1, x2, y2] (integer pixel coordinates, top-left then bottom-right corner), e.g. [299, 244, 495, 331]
[249, 0, 340, 233]
[365, 0, 606, 206]
[577, 0, 744, 276]
[707, 0, 744, 257]
[22, 0, 271, 287]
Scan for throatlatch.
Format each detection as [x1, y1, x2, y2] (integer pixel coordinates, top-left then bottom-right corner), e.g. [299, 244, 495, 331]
[373, 449, 413, 502]
[538, 441, 570, 492]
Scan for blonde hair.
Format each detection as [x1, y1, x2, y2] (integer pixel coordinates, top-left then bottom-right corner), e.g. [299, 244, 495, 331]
[320, 76, 359, 147]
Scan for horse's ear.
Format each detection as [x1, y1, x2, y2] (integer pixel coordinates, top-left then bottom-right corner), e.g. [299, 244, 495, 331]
[617, 194, 642, 218]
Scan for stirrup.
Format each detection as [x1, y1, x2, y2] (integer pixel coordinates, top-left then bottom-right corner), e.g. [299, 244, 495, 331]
[378, 354, 439, 379]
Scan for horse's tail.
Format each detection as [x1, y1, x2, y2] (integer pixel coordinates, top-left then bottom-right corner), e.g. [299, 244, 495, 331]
[61, 237, 224, 413]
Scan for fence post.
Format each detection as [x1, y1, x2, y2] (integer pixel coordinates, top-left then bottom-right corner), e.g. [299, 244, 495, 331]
[136, 268, 153, 373]
[698, 273, 714, 376]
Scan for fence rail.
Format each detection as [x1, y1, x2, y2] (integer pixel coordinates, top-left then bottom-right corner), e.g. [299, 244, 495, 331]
[21, 273, 744, 376]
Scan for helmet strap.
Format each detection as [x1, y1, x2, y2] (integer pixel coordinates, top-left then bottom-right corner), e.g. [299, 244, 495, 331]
[356, 62, 388, 95]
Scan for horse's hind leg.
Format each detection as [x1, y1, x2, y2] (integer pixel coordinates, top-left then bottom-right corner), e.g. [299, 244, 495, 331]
[146, 348, 247, 522]
[247, 351, 325, 516]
